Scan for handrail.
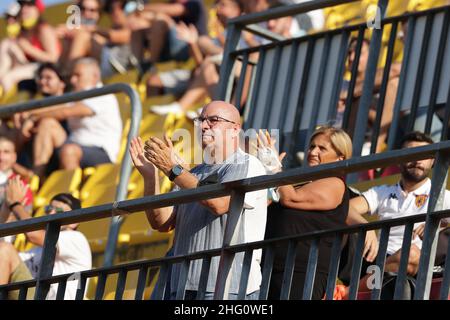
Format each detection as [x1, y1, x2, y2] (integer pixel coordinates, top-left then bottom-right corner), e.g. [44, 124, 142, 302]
[1, 140, 449, 238]
[0, 83, 142, 267]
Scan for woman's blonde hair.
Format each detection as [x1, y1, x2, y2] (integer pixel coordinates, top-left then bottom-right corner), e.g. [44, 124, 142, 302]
[309, 126, 353, 160]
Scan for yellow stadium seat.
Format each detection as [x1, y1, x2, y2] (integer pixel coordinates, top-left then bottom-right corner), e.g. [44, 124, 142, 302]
[78, 184, 118, 253]
[33, 168, 82, 208]
[80, 163, 121, 201]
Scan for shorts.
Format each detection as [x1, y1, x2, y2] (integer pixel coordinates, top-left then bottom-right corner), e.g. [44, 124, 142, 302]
[57, 141, 111, 169]
[159, 69, 192, 96]
[9, 260, 35, 300]
[160, 26, 190, 62]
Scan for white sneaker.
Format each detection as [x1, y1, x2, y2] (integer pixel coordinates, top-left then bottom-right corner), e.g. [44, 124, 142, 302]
[150, 102, 182, 115]
[185, 107, 203, 120]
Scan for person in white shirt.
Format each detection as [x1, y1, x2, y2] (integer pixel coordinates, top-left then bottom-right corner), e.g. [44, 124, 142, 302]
[0, 188, 91, 300]
[346, 131, 450, 294]
[23, 57, 122, 178]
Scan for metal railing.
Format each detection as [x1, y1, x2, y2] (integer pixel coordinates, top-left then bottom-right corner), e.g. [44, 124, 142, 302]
[0, 141, 449, 300]
[218, 0, 450, 170]
[0, 83, 142, 268]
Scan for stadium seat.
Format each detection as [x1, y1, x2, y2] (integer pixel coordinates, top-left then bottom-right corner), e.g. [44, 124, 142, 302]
[80, 163, 121, 201]
[33, 168, 82, 208]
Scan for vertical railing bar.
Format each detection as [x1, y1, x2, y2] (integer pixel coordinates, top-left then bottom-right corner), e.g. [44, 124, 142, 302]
[348, 230, 367, 300]
[214, 190, 245, 300]
[351, 0, 388, 157]
[371, 226, 390, 300]
[134, 266, 148, 300]
[244, 48, 266, 130]
[75, 275, 87, 300]
[114, 269, 128, 300]
[439, 234, 450, 300]
[302, 238, 320, 300]
[342, 26, 365, 130]
[234, 52, 249, 111]
[175, 260, 191, 300]
[242, 54, 259, 125]
[425, 9, 450, 134]
[328, 31, 350, 121]
[393, 223, 414, 300]
[278, 40, 300, 129]
[415, 150, 450, 299]
[196, 257, 212, 300]
[405, 13, 434, 134]
[439, 79, 450, 141]
[370, 21, 399, 154]
[95, 273, 107, 300]
[18, 286, 29, 300]
[259, 245, 274, 300]
[261, 46, 283, 127]
[0, 289, 7, 300]
[302, 34, 333, 157]
[152, 263, 169, 300]
[55, 279, 67, 300]
[286, 38, 315, 167]
[34, 221, 61, 300]
[237, 249, 254, 300]
[325, 234, 343, 300]
[387, 16, 416, 150]
[279, 240, 298, 300]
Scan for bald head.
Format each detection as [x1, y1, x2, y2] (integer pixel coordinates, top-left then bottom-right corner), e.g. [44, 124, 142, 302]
[201, 100, 241, 127]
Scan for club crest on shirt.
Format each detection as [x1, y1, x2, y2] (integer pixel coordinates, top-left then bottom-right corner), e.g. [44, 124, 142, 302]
[415, 194, 428, 208]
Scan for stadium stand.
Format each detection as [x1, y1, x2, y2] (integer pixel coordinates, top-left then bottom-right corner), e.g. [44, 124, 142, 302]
[0, 0, 449, 301]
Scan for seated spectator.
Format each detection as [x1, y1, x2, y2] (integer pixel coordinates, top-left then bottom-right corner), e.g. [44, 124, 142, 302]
[0, 189, 91, 300]
[149, 0, 299, 117]
[12, 63, 68, 171]
[66, 0, 146, 77]
[262, 126, 353, 300]
[345, 131, 450, 297]
[0, 136, 34, 243]
[338, 37, 401, 154]
[130, 0, 208, 76]
[0, 0, 60, 99]
[23, 58, 122, 178]
[56, 0, 102, 65]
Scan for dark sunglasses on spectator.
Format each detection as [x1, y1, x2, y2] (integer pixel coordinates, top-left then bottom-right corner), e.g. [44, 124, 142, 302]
[44, 205, 65, 214]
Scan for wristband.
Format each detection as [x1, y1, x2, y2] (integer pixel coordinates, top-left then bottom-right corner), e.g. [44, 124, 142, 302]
[8, 201, 21, 211]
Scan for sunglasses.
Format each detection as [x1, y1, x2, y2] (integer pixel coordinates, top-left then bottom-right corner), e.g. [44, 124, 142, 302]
[44, 205, 65, 214]
[80, 5, 100, 13]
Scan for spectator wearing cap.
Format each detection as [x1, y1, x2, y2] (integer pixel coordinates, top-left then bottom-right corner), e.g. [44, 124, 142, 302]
[0, 0, 61, 101]
[0, 190, 91, 300]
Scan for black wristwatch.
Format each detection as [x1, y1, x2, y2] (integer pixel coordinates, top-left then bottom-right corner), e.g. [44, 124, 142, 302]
[169, 164, 184, 181]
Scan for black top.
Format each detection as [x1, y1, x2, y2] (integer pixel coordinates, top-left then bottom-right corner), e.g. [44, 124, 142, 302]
[264, 181, 350, 274]
[173, 0, 208, 36]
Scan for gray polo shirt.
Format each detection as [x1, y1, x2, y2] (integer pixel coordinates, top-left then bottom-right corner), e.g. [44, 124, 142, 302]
[171, 149, 267, 295]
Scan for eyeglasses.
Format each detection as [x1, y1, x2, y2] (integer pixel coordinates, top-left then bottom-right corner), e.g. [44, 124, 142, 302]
[44, 205, 65, 214]
[193, 115, 238, 126]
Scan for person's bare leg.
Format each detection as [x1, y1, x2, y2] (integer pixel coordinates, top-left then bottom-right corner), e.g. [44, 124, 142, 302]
[148, 15, 172, 63]
[146, 72, 165, 97]
[33, 118, 67, 177]
[67, 29, 93, 61]
[385, 244, 421, 275]
[0, 63, 39, 93]
[178, 61, 219, 111]
[59, 143, 83, 170]
[0, 39, 14, 78]
[0, 242, 22, 285]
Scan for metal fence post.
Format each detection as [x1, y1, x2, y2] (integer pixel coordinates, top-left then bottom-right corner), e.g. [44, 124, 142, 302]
[34, 222, 61, 300]
[213, 190, 245, 299]
[414, 150, 450, 299]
